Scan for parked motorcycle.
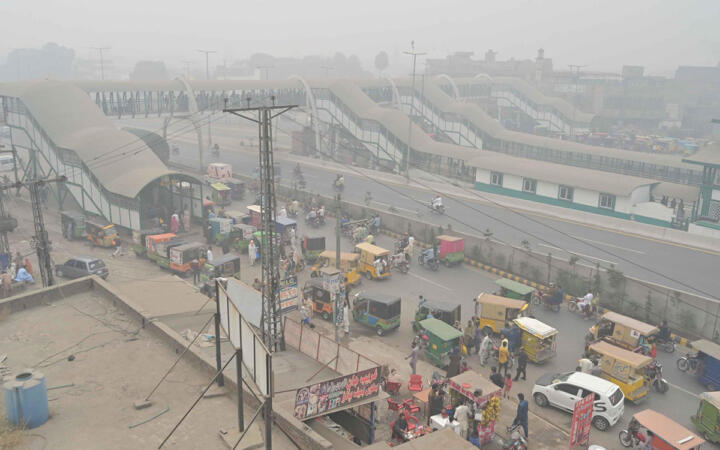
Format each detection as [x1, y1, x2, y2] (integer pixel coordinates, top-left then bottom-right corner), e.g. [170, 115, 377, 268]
[618, 420, 644, 448]
[497, 423, 527, 450]
[417, 249, 439, 271]
[645, 360, 669, 393]
[677, 352, 701, 372]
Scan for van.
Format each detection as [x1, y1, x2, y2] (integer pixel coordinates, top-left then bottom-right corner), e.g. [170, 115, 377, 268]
[0, 155, 14, 172]
[531, 371, 624, 431]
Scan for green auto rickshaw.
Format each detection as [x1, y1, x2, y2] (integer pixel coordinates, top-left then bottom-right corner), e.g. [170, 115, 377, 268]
[60, 210, 85, 240]
[412, 298, 461, 331]
[693, 391, 720, 444]
[200, 253, 241, 296]
[417, 318, 463, 368]
[495, 278, 536, 302]
[352, 291, 401, 336]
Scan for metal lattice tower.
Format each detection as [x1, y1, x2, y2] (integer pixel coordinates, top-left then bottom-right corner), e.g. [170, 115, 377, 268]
[224, 98, 295, 351]
[28, 181, 54, 287]
[0, 195, 10, 254]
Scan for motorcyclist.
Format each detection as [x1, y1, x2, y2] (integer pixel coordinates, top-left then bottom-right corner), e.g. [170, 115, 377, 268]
[334, 174, 344, 189]
[578, 292, 593, 318]
[421, 247, 435, 263]
[431, 194, 443, 211]
[212, 143, 220, 155]
[306, 208, 317, 224]
[317, 205, 325, 223]
[398, 232, 409, 252]
[658, 320, 671, 342]
[294, 163, 302, 178]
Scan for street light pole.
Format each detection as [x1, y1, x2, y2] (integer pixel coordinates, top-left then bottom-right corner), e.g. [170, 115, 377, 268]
[197, 49, 217, 151]
[403, 41, 426, 181]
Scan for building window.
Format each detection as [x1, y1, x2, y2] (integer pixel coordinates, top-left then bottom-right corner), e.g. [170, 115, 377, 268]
[599, 193, 616, 210]
[558, 185, 574, 201]
[490, 172, 503, 186]
[522, 178, 537, 194]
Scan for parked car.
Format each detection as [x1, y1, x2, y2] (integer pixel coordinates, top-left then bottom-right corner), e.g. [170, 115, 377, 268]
[531, 371, 624, 431]
[55, 257, 109, 280]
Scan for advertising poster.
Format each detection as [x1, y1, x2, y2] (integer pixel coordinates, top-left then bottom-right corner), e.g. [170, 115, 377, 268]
[293, 366, 380, 420]
[569, 393, 594, 448]
[279, 275, 298, 313]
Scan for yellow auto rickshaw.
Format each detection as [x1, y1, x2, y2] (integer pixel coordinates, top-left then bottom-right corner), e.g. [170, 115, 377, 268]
[310, 250, 361, 287]
[475, 293, 529, 335]
[354, 242, 390, 280]
[585, 311, 659, 355]
[588, 341, 652, 403]
[85, 217, 118, 248]
[513, 317, 558, 364]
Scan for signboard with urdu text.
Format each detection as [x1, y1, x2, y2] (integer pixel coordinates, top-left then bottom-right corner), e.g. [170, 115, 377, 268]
[569, 393, 594, 447]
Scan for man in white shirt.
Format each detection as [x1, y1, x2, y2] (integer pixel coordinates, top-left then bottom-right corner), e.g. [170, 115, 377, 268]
[206, 247, 214, 262]
[578, 357, 594, 374]
[453, 402, 472, 439]
[578, 292, 593, 318]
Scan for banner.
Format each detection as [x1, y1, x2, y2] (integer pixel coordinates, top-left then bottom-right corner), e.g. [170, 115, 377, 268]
[279, 275, 298, 313]
[293, 366, 380, 421]
[569, 394, 594, 448]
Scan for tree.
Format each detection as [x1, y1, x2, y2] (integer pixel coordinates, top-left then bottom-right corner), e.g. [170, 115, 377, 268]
[374, 51, 389, 75]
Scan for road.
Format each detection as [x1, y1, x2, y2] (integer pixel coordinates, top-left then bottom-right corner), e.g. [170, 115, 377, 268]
[152, 117, 720, 302]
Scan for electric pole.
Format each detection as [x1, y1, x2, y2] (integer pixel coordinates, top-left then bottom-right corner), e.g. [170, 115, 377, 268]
[197, 49, 217, 150]
[0, 176, 66, 287]
[91, 47, 111, 80]
[334, 193, 342, 342]
[403, 41, 426, 181]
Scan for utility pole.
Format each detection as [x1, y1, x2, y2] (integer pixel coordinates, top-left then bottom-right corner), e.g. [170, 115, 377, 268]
[568, 64, 586, 137]
[0, 176, 66, 287]
[91, 47, 111, 80]
[334, 193, 341, 343]
[198, 49, 217, 149]
[403, 41, 426, 181]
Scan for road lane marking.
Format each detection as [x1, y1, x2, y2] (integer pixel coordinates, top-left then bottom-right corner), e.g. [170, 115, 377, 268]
[666, 381, 699, 399]
[538, 243, 617, 265]
[538, 243, 565, 252]
[407, 272, 454, 292]
[569, 235, 645, 255]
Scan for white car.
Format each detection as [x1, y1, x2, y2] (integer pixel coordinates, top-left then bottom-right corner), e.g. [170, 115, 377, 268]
[531, 371, 624, 431]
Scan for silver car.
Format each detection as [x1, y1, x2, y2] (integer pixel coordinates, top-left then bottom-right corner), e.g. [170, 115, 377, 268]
[55, 257, 109, 280]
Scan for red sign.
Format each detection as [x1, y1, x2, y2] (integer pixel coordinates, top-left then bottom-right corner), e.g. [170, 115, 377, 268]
[569, 394, 594, 447]
[293, 366, 380, 420]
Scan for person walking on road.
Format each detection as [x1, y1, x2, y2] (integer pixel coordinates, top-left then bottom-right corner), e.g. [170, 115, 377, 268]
[190, 259, 200, 285]
[479, 332, 492, 366]
[498, 340, 510, 376]
[513, 393, 529, 438]
[490, 367, 504, 388]
[406, 342, 419, 375]
[514, 348, 528, 381]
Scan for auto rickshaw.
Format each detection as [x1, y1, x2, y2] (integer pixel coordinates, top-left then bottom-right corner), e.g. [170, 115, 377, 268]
[224, 178, 245, 200]
[586, 311, 659, 355]
[275, 217, 297, 243]
[495, 278, 536, 302]
[60, 210, 85, 240]
[620, 409, 704, 449]
[310, 250, 361, 287]
[588, 340, 652, 403]
[417, 318, 463, 368]
[169, 242, 206, 275]
[302, 236, 326, 264]
[200, 253, 241, 295]
[436, 235, 465, 266]
[513, 317, 558, 364]
[247, 205, 261, 228]
[692, 391, 720, 444]
[209, 217, 233, 243]
[145, 233, 176, 261]
[229, 223, 256, 252]
[303, 278, 334, 321]
[412, 298, 461, 331]
[352, 291, 401, 336]
[224, 210, 249, 225]
[207, 162, 232, 180]
[475, 293, 529, 335]
[85, 217, 118, 248]
[355, 242, 390, 280]
[209, 182, 232, 206]
[131, 228, 163, 256]
[151, 237, 186, 270]
[682, 340, 720, 391]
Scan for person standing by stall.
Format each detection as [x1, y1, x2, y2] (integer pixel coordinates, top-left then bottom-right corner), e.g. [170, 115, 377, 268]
[513, 393, 529, 438]
[454, 401, 472, 439]
[428, 384, 445, 425]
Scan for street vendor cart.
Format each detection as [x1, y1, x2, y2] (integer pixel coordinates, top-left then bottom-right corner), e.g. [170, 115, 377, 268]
[436, 235, 465, 267]
[446, 371, 502, 446]
[513, 317, 558, 364]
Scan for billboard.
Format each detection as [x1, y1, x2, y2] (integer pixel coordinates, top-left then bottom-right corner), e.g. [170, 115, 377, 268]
[293, 366, 380, 421]
[569, 393, 594, 447]
[279, 275, 299, 314]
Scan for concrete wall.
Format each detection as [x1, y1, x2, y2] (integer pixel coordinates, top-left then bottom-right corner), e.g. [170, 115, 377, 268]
[572, 187, 599, 208]
[536, 180, 559, 198]
[504, 173, 523, 191]
[475, 168, 491, 184]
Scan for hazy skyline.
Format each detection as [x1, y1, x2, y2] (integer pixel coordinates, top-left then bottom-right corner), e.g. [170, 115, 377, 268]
[2, 0, 719, 76]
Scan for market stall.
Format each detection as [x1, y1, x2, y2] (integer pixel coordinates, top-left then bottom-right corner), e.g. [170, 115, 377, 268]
[446, 370, 502, 445]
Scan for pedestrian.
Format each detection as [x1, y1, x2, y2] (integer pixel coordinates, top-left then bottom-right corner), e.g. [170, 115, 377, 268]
[206, 246, 214, 262]
[498, 340, 510, 376]
[509, 323, 522, 353]
[170, 212, 180, 233]
[190, 259, 200, 285]
[503, 373, 513, 399]
[464, 320, 475, 354]
[514, 348, 528, 381]
[447, 347, 461, 378]
[578, 355, 593, 374]
[479, 332, 492, 366]
[111, 239, 123, 258]
[13, 251, 22, 269]
[405, 342, 419, 375]
[473, 323, 482, 356]
[513, 393, 529, 438]
[15, 266, 34, 284]
[428, 385, 444, 424]
[490, 366, 504, 388]
[252, 278, 262, 291]
[453, 401, 471, 439]
[23, 258, 33, 276]
[301, 303, 314, 328]
[1, 270, 11, 297]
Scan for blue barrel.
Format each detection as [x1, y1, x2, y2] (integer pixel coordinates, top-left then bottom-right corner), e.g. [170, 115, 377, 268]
[3, 369, 49, 428]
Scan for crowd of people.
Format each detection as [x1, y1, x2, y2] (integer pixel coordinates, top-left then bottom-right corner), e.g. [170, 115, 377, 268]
[1, 251, 35, 297]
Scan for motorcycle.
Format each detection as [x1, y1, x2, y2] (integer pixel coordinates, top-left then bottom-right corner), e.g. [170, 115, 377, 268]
[656, 336, 676, 353]
[304, 214, 322, 228]
[333, 178, 344, 192]
[567, 298, 595, 319]
[389, 253, 409, 274]
[498, 423, 527, 450]
[490, 344, 515, 369]
[618, 420, 644, 448]
[417, 249, 439, 271]
[429, 202, 445, 215]
[677, 352, 701, 372]
[532, 291, 561, 312]
[645, 360, 669, 393]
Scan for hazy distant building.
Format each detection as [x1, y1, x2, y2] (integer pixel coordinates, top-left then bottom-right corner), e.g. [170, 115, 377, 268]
[130, 61, 168, 80]
[0, 42, 75, 81]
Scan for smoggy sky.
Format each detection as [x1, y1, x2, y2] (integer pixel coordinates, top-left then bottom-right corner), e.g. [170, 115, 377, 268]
[2, 0, 719, 75]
